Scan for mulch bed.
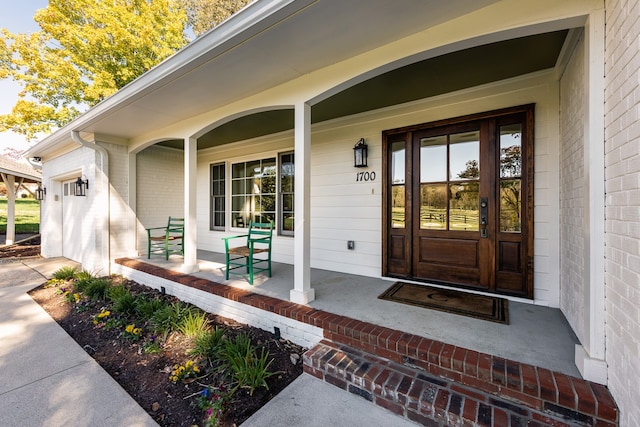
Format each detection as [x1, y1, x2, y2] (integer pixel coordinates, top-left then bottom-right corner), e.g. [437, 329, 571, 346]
[20, 258, 305, 426]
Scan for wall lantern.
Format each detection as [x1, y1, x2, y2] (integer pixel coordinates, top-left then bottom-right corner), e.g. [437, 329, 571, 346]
[75, 176, 89, 196]
[353, 138, 368, 168]
[35, 185, 46, 201]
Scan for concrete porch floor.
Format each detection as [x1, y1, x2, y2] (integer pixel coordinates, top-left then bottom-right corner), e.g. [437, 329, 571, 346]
[138, 250, 581, 379]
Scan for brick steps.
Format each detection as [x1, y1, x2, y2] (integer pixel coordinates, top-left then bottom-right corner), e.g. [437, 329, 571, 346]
[304, 340, 615, 426]
[115, 258, 619, 426]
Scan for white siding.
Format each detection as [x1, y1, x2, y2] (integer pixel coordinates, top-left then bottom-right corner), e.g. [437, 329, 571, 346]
[195, 72, 561, 305]
[40, 146, 100, 270]
[604, 0, 640, 425]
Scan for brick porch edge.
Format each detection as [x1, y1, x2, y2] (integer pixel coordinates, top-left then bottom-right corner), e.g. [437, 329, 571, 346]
[115, 258, 618, 426]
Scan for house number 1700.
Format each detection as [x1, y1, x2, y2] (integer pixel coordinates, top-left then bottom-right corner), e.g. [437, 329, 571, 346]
[356, 171, 376, 182]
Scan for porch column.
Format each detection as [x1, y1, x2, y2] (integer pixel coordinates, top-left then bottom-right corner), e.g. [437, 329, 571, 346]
[1, 174, 16, 245]
[181, 137, 199, 273]
[290, 102, 315, 304]
[576, 7, 607, 384]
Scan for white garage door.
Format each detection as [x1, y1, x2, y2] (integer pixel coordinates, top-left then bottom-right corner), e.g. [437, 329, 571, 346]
[62, 179, 84, 262]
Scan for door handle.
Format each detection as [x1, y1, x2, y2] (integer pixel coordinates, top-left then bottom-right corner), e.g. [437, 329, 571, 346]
[480, 198, 488, 238]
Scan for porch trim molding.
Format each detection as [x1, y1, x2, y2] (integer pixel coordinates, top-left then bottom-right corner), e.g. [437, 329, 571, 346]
[577, 5, 606, 384]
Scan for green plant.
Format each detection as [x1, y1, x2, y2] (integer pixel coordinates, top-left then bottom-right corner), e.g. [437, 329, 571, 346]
[223, 333, 277, 395]
[142, 336, 162, 354]
[150, 301, 192, 338]
[189, 327, 226, 359]
[74, 270, 97, 293]
[84, 277, 112, 300]
[52, 266, 78, 281]
[178, 310, 209, 338]
[135, 296, 166, 320]
[109, 286, 137, 315]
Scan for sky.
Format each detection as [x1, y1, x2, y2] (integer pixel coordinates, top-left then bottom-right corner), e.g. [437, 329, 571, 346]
[0, 0, 50, 154]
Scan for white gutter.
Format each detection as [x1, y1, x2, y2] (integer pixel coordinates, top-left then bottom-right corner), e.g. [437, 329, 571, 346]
[71, 131, 111, 274]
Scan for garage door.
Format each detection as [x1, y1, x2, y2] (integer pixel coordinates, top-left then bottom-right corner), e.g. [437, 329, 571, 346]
[62, 179, 84, 262]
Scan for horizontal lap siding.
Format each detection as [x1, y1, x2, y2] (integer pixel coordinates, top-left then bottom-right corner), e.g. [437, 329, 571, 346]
[193, 74, 559, 302]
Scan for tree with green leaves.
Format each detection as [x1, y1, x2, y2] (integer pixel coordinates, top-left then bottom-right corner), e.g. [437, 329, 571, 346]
[180, 0, 252, 37]
[1, 0, 252, 141]
[0, 0, 188, 140]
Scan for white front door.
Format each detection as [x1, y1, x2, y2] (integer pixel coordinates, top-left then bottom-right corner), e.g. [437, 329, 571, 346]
[62, 179, 84, 262]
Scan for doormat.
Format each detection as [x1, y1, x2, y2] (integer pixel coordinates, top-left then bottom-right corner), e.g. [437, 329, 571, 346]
[378, 282, 509, 324]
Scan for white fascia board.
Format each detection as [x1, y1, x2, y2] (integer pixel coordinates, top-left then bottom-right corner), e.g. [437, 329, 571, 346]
[28, 0, 313, 157]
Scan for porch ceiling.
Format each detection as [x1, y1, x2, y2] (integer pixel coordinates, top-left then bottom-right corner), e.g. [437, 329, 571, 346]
[189, 29, 570, 150]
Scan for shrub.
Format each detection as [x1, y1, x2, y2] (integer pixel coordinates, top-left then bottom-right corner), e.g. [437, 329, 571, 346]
[74, 270, 97, 293]
[178, 310, 209, 338]
[150, 302, 191, 338]
[189, 327, 226, 359]
[52, 266, 78, 281]
[223, 333, 277, 395]
[109, 286, 137, 315]
[84, 277, 112, 300]
[135, 296, 166, 321]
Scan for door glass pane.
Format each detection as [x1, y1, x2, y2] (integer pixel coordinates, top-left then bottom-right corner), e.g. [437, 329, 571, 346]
[449, 182, 479, 231]
[391, 186, 405, 228]
[450, 131, 479, 181]
[420, 183, 446, 229]
[500, 179, 521, 232]
[391, 141, 406, 228]
[500, 124, 521, 178]
[420, 136, 447, 182]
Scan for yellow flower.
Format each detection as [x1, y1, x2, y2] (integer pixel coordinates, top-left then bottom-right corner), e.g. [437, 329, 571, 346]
[73, 293, 80, 302]
[193, 366, 200, 373]
[93, 319, 98, 325]
[125, 324, 134, 333]
[133, 328, 142, 335]
[97, 310, 110, 318]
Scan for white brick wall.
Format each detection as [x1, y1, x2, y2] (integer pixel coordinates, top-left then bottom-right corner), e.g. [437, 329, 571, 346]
[559, 33, 587, 343]
[604, 0, 640, 425]
[136, 146, 184, 254]
[111, 263, 323, 349]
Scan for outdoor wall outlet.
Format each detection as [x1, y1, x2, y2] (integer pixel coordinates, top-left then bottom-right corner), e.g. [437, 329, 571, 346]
[347, 240, 355, 250]
[274, 327, 281, 339]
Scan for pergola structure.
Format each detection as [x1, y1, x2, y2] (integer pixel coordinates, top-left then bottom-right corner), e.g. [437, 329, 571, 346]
[0, 155, 41, 245]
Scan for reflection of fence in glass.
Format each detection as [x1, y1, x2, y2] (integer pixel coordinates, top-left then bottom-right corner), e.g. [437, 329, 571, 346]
[420, 207, 479, 231]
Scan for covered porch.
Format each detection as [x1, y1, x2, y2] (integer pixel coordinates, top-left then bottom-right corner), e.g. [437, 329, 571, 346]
[121, 250, 581, 378]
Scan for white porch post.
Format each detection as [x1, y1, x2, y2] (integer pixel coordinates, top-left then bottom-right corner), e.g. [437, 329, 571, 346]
[1, 174, 16, 245]
[290, 102, 315, 304]
[181, 137, 199, 273]
[575, 7, 607, 384]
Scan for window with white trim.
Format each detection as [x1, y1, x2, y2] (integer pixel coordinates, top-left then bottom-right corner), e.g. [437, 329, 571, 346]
[212, 153, 294, 234]
[210, 163, 225, 230]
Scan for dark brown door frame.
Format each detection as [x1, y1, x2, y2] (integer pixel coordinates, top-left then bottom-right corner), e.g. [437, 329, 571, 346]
[382, 104, 535, 298]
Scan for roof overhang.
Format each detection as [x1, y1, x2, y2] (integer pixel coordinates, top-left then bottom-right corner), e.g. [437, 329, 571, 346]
[28, 0, 503, 156]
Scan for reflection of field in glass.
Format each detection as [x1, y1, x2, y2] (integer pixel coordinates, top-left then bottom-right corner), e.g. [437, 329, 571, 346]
[391, 207, 480, 230]
[420, 207, 479, 231]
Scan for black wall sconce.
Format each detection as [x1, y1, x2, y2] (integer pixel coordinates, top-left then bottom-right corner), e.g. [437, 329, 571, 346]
[353, 138, 368, 168]
[75, 176, 89, 196]
[35, 185, 46, 201]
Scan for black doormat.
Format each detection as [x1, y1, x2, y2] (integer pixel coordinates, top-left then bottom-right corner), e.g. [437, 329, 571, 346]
[378, 282, 509, 324]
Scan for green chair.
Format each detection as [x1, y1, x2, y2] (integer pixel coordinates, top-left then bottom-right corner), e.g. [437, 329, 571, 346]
[146, 217, 184, 260]
[222, 221, 273, 284]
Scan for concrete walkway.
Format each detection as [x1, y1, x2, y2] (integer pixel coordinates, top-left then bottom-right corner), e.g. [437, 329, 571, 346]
[0, 258, 418, 427]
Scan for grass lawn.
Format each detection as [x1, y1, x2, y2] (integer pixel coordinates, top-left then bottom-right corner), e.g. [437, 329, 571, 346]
[0, 198, 40, 233]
